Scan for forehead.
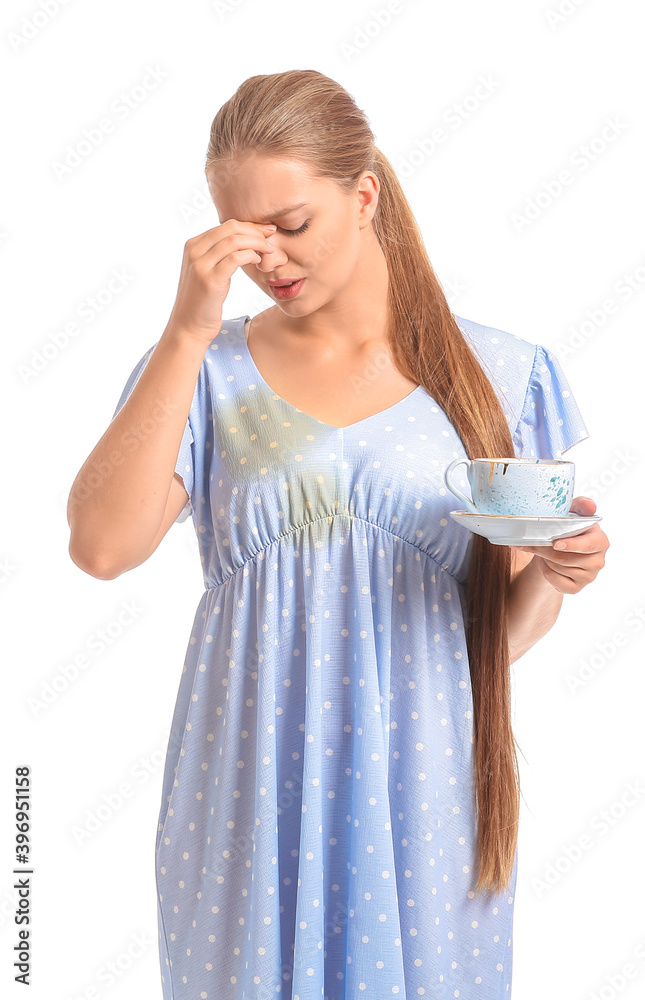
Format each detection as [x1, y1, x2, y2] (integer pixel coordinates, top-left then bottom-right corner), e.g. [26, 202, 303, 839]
[209, 155, 337, 220]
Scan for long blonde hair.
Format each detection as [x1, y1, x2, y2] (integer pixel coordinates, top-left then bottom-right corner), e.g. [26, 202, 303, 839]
[204, 69, 519, 895]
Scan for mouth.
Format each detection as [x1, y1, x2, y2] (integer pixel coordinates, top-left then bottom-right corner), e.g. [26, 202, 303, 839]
[267, 277, 306, 300]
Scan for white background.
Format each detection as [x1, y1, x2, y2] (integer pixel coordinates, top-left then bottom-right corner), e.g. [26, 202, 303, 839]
[1, 1, 643, 998]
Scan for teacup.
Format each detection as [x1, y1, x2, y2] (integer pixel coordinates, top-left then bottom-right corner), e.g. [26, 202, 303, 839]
[444, 458, 575, 517]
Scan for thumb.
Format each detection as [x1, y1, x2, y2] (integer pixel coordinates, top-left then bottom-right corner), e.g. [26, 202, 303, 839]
[570, 495, 597, 514]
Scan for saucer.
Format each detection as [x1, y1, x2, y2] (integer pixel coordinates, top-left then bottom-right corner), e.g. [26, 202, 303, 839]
[449, 511, 602, 546]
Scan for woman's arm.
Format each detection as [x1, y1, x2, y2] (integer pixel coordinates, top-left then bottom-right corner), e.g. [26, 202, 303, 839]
[67, 324, 205, 580]
[507, 550, 564, 663]
[506, 496, 609, 663]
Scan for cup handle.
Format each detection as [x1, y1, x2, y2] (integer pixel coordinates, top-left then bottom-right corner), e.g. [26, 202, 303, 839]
[444, 458, 478, 514]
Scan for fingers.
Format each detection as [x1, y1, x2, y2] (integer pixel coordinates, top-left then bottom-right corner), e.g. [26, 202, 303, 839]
[538, 562, 582, 594]
[512, 524, 607, 557]
[569, 495, 597, 513]
[510, 524, 609, 595]
[533, 551, 603, 576]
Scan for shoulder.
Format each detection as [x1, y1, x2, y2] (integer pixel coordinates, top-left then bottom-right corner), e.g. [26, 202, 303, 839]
[452, 313, 539, 430]
[452, 314, 589, 455]
[454, 313, 537, 370]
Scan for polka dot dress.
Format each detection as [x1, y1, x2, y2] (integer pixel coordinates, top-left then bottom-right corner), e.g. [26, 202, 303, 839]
[111, 313, 589, 999]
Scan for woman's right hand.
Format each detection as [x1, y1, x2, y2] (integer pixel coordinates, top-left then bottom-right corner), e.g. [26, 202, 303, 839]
[163, 219, 277, 345]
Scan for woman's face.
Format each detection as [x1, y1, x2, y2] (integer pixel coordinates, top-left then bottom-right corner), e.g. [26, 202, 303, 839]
[209, 154, 378, 318]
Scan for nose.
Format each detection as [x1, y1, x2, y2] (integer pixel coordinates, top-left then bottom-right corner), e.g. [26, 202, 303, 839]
[255, 238, 288, 270]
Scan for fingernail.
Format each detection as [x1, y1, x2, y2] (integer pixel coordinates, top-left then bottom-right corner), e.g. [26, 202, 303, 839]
[554, 541, 566, 549]
[262, 224, 277, 230]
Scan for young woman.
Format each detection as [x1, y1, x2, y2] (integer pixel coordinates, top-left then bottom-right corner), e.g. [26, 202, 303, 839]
[67, 69, 609, 1000]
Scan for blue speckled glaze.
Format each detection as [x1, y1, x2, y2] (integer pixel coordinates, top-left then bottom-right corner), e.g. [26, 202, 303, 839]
[447, 459, 575, 516]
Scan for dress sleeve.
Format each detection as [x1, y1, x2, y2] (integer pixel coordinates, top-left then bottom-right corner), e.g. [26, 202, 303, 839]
[512, 344, 590, 460]
[111, 344, 194, 524]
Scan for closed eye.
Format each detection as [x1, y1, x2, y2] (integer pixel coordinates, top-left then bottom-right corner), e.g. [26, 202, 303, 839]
[276, 220, 310, 236]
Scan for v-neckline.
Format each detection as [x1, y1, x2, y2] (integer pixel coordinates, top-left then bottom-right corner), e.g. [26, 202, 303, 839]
[237, 315, 424, 432]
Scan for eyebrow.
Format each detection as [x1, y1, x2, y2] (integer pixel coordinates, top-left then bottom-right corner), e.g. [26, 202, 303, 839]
[252, 201, 308, 223]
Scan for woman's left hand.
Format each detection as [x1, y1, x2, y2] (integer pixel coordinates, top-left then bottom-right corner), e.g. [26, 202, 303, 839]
[510, 496, 610, 595]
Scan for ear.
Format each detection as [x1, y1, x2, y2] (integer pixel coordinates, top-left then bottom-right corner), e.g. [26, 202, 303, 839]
[356, 170, 380, 227]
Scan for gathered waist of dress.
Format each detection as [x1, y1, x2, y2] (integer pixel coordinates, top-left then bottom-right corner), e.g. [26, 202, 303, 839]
[199, 511, 465, 591]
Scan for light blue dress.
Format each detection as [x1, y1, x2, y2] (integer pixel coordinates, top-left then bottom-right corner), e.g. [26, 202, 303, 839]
[111, 313, 589, 1000]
